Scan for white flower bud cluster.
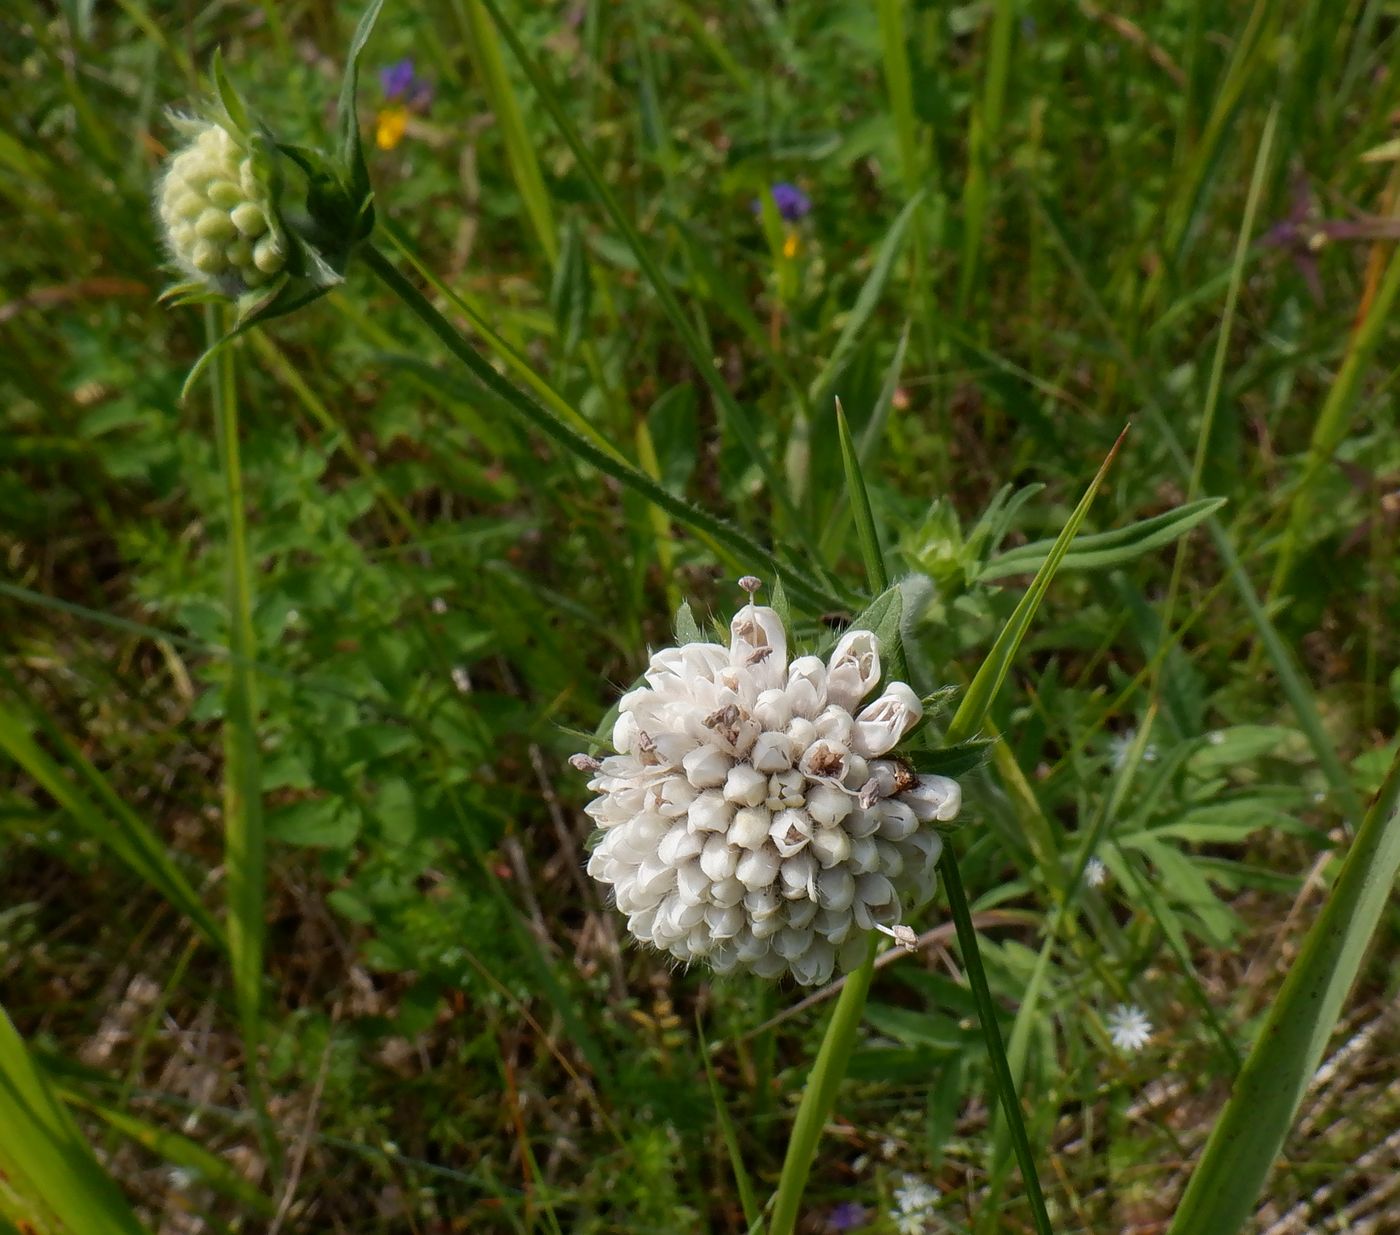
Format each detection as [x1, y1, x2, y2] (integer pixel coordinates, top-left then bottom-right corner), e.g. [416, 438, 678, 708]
[577, 599, 961, 985]
[156, 119, 286, 295]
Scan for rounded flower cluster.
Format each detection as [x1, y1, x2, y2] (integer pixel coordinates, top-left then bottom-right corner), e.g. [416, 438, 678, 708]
[156, 119, 286, 296]
[576, 589, 961, 985]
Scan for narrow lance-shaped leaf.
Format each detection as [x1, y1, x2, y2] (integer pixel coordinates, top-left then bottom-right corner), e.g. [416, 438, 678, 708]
[1167, 748, 1400, 1235]
[978, 496, 1226, 581]
[0, 1006, 153, 1235]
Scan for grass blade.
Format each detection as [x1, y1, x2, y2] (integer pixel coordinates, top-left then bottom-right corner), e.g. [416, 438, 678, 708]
[946, 425, 1128, 746]
[0, 1006, 152, 1235]
[939, 845, 1053, 1235]
[1167, 748, 1400, 1235]
[0, 673, 224, 950]
[361, 243, 844, 614]
[473, 0, 812, 546]
[834, 398, 889, 595]
[697, 1022, 759, 1231]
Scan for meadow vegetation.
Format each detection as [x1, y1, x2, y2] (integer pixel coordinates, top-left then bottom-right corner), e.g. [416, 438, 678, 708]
[3, 1, 1400, 1232]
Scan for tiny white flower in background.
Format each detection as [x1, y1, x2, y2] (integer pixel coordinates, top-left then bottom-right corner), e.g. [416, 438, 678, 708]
[1207, 729, 1226, 746]
[1084, 856, 1107, 888]
[451, 666, 472, 693]
[156, 116, 286, 296]
[1109, 728, 1158, 769]
[574, 580, 962, 985]
[1106, 1003, 1153, 1053]
[892, 1173, 940, 1234]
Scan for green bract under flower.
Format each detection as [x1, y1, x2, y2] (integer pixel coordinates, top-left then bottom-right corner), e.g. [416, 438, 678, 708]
[157, 117, 286, 298]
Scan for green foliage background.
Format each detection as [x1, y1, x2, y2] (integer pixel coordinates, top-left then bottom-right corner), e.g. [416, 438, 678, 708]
[2, 0, 1399, 1232]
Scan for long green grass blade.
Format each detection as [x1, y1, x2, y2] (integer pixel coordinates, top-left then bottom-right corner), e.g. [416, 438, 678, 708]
[1167, 748, 1400, 1235]
[939, 845, 1053, 1235]
[0, 676, 224, 950]
[946, 426, 1128, 745]
[474, 0, 812, 544]
[454, 0, 558, 264]
[1268, 231, 1400, 600]
[834, 399, 889, 595]
[0, 1006, 152, 1235]
[361, 243, 843, 614]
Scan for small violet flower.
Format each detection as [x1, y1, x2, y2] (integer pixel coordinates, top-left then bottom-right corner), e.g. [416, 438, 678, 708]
[753, 181, 812, 224]
[826, 1200, 870, 1232]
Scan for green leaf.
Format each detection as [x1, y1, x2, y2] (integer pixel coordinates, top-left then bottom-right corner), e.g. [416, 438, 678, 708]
[209, 48, 250, 135]
[0, 1006, 153, 1235]
[908, 740, 995, 779]
[267, 798, 362, 848]
[336, 0, 386, 206]
[978, 497, 1226, 581]
[673, 601, 702, 645]
[550, 217, 592, 355]
[835, 398, 889, 594]
[1167, 748, 1400, 1235]
[808, 192, 923, 407]
[947, 427, 1128, 745]
[0, 680, 224, 950]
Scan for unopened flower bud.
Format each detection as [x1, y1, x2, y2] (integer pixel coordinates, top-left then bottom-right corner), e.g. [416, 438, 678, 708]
[156, 117, 286, 296]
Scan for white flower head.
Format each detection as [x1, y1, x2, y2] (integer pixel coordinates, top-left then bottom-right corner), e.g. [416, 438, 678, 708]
[1106, 1003, 1153, 1053]
[1084, 856, 1107, 888]
[892, 1173, 940, 1234]
[576, 582, 962, 985]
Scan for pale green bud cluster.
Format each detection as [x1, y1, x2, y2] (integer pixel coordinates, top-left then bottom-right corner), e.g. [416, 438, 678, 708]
[157, 119, 286, 296]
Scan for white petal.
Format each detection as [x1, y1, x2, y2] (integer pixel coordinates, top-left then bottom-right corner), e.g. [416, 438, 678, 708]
[810, 826, 851, 868]
[806, 783, 854, 827]
[700, 834, 739, 881]
[689, 789, 734, 833]
[769, 808, 813, 858]
[729, 604, 788, 686]
[850, 682, 923, 757]
[728, 805, 772, 850]
[683, 744, 732, 788]
[825, 629, 881, 711]
[902, 774, 962, 822]
[723, 763, 768, 807]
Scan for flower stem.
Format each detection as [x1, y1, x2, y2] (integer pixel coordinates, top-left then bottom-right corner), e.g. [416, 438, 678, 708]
[768, 936, 878, 1235]
[939, 843, 1053, 1235]
[360, 242, 843, 615]
[207, 304, 280, 1177]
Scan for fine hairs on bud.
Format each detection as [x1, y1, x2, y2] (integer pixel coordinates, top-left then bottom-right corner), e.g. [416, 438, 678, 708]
[575, 578, 963, 985]
[156, 116, 286, 297]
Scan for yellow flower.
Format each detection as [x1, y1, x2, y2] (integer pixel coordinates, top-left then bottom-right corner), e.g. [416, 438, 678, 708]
[782, 230, 800, 259]
[376, 105, 409, 151]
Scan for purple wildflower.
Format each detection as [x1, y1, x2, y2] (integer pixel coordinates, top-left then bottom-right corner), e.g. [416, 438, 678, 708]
[769, 181, 812, 222]
[380, 57, 416, 99]
[1262, 174, 1400, 303]
[826, 1201, 870, 1232]
[380, 57, 434, 110]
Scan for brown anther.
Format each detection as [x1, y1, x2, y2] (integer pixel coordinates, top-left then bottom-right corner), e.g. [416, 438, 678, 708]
[738, 575, 762, 595]
[857, 777, 882, 810]
[809, 748, 844, 777]
[705, 704, 740, 730]
[746, 646, 773, 665]
[569, 753, 602, 772]
[892, 758, 918, 795]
